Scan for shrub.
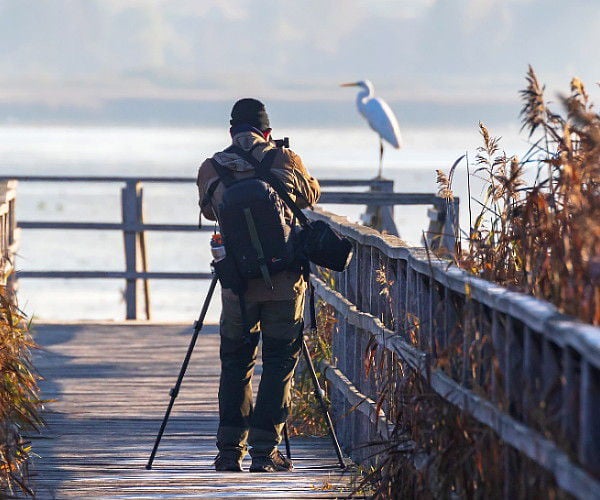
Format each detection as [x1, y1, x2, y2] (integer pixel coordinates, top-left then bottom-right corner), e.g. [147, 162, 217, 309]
[0, 289, 42, 496]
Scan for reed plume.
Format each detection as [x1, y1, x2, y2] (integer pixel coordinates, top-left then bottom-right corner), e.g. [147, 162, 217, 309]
[456, 68, 600, 324]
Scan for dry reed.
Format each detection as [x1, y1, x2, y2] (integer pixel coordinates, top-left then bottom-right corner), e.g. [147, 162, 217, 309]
[441, 66, 599, 325]
[0, 288, 42, 497]
[355, 67, 596, 498]
[289, 270, 336, 436]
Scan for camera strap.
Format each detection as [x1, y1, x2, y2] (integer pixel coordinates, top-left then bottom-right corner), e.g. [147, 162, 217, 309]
[228, 146, 312, 228]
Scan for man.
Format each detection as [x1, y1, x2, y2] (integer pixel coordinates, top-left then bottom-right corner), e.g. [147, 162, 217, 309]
[196, 98, 320, 472]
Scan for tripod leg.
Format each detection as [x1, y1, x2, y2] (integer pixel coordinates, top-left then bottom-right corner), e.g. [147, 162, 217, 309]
[301, 338, 346, 469]
[283, 422, 292, 460]
[146, 275, 219, 470]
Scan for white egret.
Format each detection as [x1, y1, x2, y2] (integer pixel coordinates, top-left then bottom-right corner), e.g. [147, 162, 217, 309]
[341, 80, 402, 178]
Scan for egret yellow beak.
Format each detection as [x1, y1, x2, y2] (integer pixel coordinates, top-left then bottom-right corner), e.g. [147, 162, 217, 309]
[340, 82, 359, 87]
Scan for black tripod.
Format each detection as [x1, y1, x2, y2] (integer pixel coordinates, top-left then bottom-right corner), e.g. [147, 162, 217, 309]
[146, 275, 346, 470]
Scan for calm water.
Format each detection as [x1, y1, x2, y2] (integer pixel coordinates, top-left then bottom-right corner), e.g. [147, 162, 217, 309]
[0, 124, 525, 322]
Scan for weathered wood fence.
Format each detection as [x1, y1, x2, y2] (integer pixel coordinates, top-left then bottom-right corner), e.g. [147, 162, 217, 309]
[4, 176, 598, 496]
[306, 208, 600, 499]
[6, 175, 456, 319]
[0, 180, 18, 286]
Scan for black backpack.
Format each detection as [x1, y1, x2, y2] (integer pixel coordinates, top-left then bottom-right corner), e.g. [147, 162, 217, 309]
[204, 146, 298, 292]
[204, 144, 353, 296]
[203, 144, 353, 343]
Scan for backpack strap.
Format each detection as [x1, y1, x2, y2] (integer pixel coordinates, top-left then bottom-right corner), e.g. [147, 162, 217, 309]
[200, 158, 236, 209]
[211, 158, 237, 187]
[228, 146, 311, 227]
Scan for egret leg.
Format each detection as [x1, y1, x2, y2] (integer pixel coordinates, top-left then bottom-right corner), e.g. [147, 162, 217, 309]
[378, 139, 384, 178]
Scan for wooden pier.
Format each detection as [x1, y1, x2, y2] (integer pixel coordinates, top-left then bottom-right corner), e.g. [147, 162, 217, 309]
[4, 177, 598, 498]
[29, 322, 352, 499]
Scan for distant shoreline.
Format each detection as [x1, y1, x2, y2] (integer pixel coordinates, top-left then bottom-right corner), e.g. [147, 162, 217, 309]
[0, 98, 520, 128]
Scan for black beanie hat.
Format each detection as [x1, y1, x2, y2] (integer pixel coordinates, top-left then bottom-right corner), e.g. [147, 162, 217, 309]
[230, 98, 270, 131]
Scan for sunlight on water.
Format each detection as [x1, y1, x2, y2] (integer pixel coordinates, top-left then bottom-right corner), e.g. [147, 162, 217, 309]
[0, 124, 526, 322]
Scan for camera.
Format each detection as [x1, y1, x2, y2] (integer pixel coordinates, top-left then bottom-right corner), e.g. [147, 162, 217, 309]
[273, 137, 290, 148]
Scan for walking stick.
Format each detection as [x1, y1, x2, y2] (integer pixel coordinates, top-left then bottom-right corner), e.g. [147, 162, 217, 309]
[146, 275, 219, 470]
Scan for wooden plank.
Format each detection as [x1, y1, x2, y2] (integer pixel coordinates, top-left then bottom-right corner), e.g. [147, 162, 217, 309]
[19, 221, 214, 232]
[2, 175, 393, 188]
[305, 209, 600, 371]
[311, 274, 600, 499]
[320, 361, 393, 441]
[17, 271, 213, 279]
[320, 191, 440, 205]
[28, 323, 353, 498]
[1, 175, 197, 183]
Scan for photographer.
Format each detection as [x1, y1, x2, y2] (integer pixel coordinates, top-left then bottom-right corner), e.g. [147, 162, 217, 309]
[196, 98, 320, 472]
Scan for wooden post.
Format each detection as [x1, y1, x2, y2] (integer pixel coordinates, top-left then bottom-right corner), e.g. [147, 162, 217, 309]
[504, 317, 524, 418]
[0, 180, 18, 293]
[579, 361, 600, 476]
[121, 181, 140, 320]
[360, 179, 398, 236]
[522, 327, 542, 423]
[136, 186, 151, 320]
[394, 259, 407, 337]
[405, 266, 418, 346]
[426, 197, 459, 256]
[431, 281, 444, 359]
[490, 309, 504, 404]
[562, 347, 580, 455]
[541, 339, 561, 434]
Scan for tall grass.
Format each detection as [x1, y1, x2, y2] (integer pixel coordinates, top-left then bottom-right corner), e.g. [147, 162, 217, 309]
[0, 288, 42, 497]
[448, 67, 599, 325]
[353, 68, 598, 498]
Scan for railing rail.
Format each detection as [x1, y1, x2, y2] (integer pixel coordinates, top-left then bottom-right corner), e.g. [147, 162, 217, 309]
[306, 207, 600, 499]
[5, 175, 457, 319]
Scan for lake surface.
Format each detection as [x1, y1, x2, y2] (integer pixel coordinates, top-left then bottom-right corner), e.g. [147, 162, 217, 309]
[0, 124, 526, 322]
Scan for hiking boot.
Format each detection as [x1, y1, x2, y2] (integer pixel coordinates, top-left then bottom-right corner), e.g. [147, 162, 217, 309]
[249, 449, 293, 472]
[214, 453, 243, 472]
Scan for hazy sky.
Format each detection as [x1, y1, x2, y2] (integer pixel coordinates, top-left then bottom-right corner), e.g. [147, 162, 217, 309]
[0, 0, 598, 124]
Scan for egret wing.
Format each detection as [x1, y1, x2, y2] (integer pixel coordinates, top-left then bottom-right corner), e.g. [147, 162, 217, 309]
[362, 97, 402, 148]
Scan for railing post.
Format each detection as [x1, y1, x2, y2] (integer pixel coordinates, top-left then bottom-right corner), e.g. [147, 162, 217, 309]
[136, 186, 151, 320]
[426, 197, 459, 256]
[0, 180, 18, 293]
[360, 179, 398, 236]
[579, 361, 600, 476]
[122, 181, 139, 320]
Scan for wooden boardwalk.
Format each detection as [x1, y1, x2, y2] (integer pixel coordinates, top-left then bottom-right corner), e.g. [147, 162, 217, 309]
[28, 323, 354, 499]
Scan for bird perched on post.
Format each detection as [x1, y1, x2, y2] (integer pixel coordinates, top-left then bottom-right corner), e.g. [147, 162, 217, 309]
[341, 80, 402, 178]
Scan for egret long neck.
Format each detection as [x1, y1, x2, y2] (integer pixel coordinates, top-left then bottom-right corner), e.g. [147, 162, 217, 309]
[356, 83, 374, 109]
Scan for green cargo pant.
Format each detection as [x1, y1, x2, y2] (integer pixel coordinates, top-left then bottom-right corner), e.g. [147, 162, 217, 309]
[216, 292, 304, 459]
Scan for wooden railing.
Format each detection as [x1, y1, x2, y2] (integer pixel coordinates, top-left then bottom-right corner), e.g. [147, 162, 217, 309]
[6, 175, 457, 320]
[0, 180, 18, 286]
[306, 208, 600, 499]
